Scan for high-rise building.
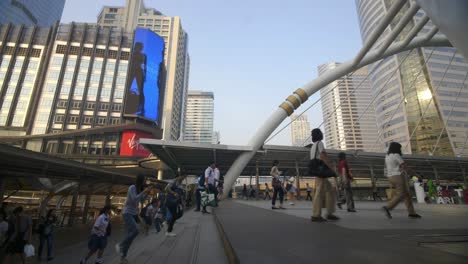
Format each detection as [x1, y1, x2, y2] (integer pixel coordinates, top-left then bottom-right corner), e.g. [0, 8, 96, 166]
[97, 0, 190, 141]
[0, 23, 163, 154]
[183, 91, 214, 144]
[290, 114, 311, 147]
[318, 63, 383, 152]
[0, 0, 65, 27]
[355, 0, 468, 157]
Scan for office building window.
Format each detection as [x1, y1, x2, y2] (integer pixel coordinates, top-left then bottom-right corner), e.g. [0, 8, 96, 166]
[56, 45, 67, 54]
[54, 115, 64, 123]
[67, 115, 79, 124]
[110, 118, 120, 125]
[71, 101, 82, 109]
[112, 104, 122, 112]
[83, 116, 93, 124]
[86, 102, 95, 110]
[76, 140, 88, 154]
[99, 103, 109, 111]
[97, 117, 107, 125]
[56, 100, 68, 108]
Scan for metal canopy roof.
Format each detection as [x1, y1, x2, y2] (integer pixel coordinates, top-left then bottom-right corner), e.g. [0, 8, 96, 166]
[0, 143, 135, 186]
[141, 139, 468, 181]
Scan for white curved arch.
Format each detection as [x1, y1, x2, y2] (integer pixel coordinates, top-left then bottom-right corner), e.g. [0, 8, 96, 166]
[222, 35, 451, 195]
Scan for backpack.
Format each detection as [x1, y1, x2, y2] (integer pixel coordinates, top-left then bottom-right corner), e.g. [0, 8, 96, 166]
[198, 174, 205, 186]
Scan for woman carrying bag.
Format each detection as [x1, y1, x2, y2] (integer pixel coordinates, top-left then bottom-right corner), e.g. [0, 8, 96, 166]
[309, 128, 339, 222]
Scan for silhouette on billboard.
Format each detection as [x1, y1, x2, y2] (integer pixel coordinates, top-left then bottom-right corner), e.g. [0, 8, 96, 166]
[124, 28, 165, 124]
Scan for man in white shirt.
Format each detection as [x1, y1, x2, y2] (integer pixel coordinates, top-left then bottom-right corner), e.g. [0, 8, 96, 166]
[205, 162, 218, 206]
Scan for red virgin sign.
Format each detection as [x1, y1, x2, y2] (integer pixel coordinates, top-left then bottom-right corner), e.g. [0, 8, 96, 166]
[120, 130, 153, 157]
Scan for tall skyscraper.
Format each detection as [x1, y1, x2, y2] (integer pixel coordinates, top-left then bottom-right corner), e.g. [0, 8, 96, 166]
[97, 0, 190, 141]
[356, 0, 468, 157]
[319, 63, 383, 152]
[183, 91, 214, 144]
[290, 114, 311, 147]
[0, 0, 65, 27]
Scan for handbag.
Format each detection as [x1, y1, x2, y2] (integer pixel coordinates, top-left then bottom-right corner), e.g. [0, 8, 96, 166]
[308, 143, 336, 178]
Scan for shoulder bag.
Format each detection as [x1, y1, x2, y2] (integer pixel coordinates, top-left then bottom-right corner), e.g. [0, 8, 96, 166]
[308, 143, 336, 178]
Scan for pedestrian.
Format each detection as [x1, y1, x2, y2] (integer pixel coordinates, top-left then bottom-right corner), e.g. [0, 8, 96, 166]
[205, 162, 218, 206]
[144, 199, 158, 235]
[115, 174, 153, 264]
[215, 167, 224, 201]
[305, 183, 313, 201]
[165, 174, 186, 237]
[286, 177, 296, 206]
[195, 174, 209, 214]
[37, 209, 57, 261]
[3, 206, 33, 264]
[264, 183, 271, 200]
[271, 160, 286, 209]
[382, 142, 422, 219]
[249, 185, 256, 199]
[80, 205, 112, 264]
[336, 152, 356, 212]
[153, 201, 163, 233]
[0, 208, 8, 257]
[0, 208, 8, 241]
[242, 184, 248, 200]
[310, 128, 339, 222]
[371, 180, 382, 201]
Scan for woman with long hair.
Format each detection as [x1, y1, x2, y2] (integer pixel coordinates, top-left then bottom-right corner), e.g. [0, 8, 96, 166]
[270, 160, 285, 209]
[310, 128, 339, 222]
[382, 142, 421, 219]
[115, 174, 153, 264]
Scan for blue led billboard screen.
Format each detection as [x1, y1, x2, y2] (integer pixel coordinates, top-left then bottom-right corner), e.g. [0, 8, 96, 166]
[124, 28, 165, 123]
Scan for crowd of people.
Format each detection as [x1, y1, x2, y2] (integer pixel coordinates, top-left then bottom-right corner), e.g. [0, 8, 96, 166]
[267, 128, 422, 222]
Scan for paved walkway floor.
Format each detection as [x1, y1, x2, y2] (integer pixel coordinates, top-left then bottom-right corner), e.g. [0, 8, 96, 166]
[44, 209, 227, 264]
[214, 200, 468, 264]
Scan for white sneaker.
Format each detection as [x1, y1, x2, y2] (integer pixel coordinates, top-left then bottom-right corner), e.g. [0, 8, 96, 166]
[289, 202, 295, 206]
[165, 232, 177, 237]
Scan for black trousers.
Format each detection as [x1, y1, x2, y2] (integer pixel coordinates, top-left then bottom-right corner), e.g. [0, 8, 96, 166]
[167, 204, 177, 232]
[272, 186, 284, 206]
[208, 184, 218, 205]
[306, 191, 312, 201]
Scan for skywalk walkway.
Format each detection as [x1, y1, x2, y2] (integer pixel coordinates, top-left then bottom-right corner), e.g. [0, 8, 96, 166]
[214, 200, 468, 264]
[47, 209, 227, 264]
